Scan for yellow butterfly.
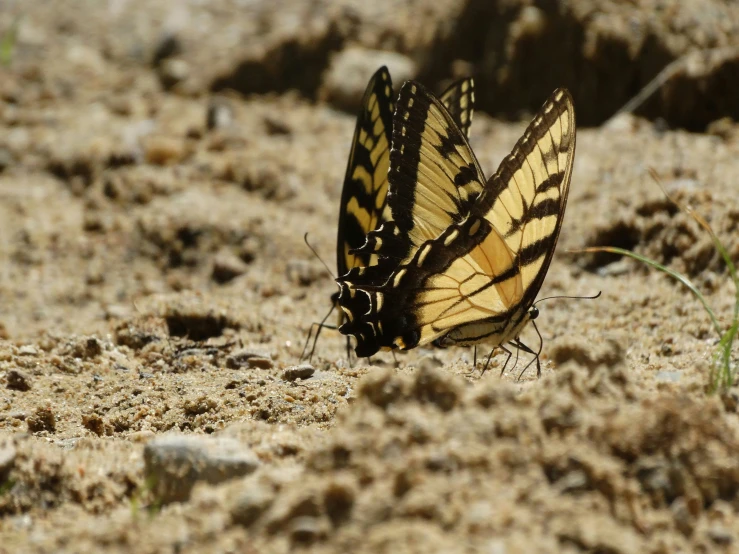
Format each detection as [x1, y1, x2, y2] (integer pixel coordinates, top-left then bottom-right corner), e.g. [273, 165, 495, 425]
[337, 82, 576, 376]
[302, 69, 475, 361]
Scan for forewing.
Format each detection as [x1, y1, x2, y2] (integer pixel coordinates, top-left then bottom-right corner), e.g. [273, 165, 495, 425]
[336, 66, 395, 276]
[439, 78, 475, 140]
[476, 87, 576, 308]
[386, 80, 486, 261]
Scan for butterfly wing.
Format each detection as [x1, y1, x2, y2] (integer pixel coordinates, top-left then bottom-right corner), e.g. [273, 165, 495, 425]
[439, 78, 475, 140]
[334, 77, 475, 346]
[478, 87, 575, 316]
[339, 86, 576, 356]
[336, 66, 396, 278]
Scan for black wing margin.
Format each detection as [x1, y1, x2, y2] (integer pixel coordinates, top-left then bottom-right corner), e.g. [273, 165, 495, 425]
[336, 66, 396, 277]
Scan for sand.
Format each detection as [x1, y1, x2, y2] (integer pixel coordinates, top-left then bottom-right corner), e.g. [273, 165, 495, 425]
[1, 1, 739, 552]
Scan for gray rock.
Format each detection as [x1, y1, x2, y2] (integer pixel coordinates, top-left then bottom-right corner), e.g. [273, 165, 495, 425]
[319, 47, 416, 112]
[282, 364, 315, 382]
[144, 435, 260, 504]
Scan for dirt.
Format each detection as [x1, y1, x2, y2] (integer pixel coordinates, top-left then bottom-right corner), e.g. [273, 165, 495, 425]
[1, 1, 739, 553]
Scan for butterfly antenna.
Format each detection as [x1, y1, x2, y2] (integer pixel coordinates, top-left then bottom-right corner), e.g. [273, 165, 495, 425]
[535, 291, 601, 306]
[303, 233, 336, 280]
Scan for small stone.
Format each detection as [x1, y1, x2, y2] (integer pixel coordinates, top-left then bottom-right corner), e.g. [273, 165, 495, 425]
[64, 336, 103, 360]
[206, 98, 234, 131]
[182, 394, 218, 415]
[226, 350, 273, 370]
[158, 58, 190, 90]
[319, 47, 416, 112]
[414, 355, 443, 372]
[144, 435, 260, 504]
[707, 526, 733, 545]
[655, 370, 682, 383]
[282, 364, 315, 382]
[230, 484, 274, 527]
[290, 516, 324, 545]
[6, 369, 31, 391]
[27, 406, 56, 434]
[114, 316, 168, 350]
[248, 357, 274, 369]
[129, 430, 156, 443]
[152, 33, 182, 66]
[17, 346, 38, 356]
[212, 250, 249, 284]
[0, 411, 26, 421]
[143, 135, 185, 166]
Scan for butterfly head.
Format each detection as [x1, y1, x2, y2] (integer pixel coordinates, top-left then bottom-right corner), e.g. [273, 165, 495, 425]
[529, 306, 539, 320]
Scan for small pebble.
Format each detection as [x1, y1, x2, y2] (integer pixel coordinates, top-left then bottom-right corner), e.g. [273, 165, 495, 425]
[282, 364, 315, 382]
[144, 435, 260, 504]
[207, 98, 234, 131]
[143, 136, 185, 166]
[18, 346, 38, 356]
[226, 350, 273, 370]
[230, 484, 273, 527]
[290, 516, 323, 545]
[158, 58, 190, 89]
[212, 251, 249, 284]
[248, 357, 274, 369]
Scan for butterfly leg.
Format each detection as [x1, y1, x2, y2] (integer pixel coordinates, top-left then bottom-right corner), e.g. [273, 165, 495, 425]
[512, 320, 545, 379]
[391, 350, 399, 367]
[495, 345, 514, 377]
[479, 347, 496, 375]
[510, 338, 541, 380]
[300, 302, 338, 363]
[346, 336, 354, 368]
[473, 345, 477, 368]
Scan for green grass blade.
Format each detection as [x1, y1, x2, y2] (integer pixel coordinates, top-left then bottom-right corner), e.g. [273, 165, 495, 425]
[576, 246, 722, 337]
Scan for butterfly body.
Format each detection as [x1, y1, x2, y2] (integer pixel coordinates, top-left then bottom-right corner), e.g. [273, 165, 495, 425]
[337, 83, 576, 364]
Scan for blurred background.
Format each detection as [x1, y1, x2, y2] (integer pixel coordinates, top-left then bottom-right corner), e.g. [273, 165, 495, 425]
[2, 0, 738, 131]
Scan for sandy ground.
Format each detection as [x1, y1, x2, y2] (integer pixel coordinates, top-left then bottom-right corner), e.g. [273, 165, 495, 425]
[1, 1, 739, 552]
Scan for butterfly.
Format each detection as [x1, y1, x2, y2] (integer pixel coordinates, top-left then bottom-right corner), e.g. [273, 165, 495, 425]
[301, 68, 475, 362]
[336, 82, 576, 376]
